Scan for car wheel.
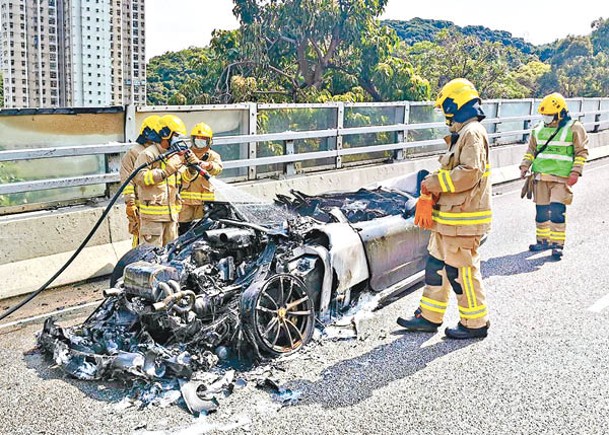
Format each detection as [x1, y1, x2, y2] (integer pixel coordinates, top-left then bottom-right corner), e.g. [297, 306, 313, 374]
[243, 274, 315, 357]
[109, 244, 157, 287]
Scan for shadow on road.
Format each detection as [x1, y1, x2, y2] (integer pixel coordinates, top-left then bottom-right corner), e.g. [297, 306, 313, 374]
[285, 332, 475, 409]
[482, 249, 555, 278]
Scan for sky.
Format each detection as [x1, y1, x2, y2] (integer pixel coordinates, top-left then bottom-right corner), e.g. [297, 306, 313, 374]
[145, 0, 606, 60]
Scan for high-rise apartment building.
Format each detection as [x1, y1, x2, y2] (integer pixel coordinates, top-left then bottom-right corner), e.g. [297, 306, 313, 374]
[0, 0, 145, 108]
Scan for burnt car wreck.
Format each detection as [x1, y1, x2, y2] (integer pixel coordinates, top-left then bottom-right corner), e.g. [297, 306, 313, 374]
[38, 170, 430, 410]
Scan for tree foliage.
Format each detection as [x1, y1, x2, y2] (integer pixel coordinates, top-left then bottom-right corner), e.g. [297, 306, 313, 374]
[384, 18, 535, 54]
[146, 15, 609, 105]
[229, 0, 429, 102]
[404, 30, 532, 98]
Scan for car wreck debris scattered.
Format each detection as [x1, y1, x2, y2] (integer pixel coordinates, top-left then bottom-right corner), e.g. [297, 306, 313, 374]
[37, 170, 429, 414]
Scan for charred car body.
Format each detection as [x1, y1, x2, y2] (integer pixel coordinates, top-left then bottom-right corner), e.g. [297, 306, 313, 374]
[39, 170, 430, 382]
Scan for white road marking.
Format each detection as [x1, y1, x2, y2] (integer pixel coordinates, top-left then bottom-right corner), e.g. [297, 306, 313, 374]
[588, 293, 609, 313]
[0, 300, 102, 330]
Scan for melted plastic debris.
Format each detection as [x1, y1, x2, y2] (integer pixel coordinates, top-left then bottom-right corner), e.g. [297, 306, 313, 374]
[255, 376, 302, 407]
[179, 370, 237, 416]
[322, 293, 380, 341]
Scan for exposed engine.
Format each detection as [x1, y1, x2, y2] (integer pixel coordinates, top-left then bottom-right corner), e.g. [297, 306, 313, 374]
[37, 170, 426, 413]
[39, 205, 323, 382]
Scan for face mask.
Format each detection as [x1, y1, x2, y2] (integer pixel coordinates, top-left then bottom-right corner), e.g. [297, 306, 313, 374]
[543, 115, 556, 125]
[192, 137, 212, 149]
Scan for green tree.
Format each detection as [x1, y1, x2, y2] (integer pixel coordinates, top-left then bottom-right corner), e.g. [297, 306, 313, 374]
[230, 0, 429, 102]
[405, 30, 532, 99]
[550, 35, 593, 66]
[591, 17, 609, 54]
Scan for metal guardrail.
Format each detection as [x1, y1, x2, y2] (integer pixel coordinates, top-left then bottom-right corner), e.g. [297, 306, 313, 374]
[1, 99, 609, 207]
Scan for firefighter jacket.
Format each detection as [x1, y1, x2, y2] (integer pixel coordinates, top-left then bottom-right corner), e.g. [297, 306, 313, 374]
[133, 143, 184, 222]
[119, 142, 146, 205]
[180, 149, 223, 205]
[424, 119, 492, 237]
[520, 120, 589, 182]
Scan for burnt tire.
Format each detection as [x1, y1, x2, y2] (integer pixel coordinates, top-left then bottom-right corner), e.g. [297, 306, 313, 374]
[109, 244, 157, 287]
[242, 274, 315, 357]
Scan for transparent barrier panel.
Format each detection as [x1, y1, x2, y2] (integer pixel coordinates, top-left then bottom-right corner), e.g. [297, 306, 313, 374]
[581, 99, 600, 132]
[601, 100, 609, 130]
[566, 99, 583, 117]
[480, 102, 500, 142]
[495, 101, 531, 144]
[257, 108, 337, 176]
[343, 106, 401, 163]
[407, 104, 447, 155]
[137, 109, 250, 180]
[0, 109, 124, 210]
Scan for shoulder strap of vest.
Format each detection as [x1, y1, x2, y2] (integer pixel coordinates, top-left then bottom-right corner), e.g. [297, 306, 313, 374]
[558, 120, 575, 142]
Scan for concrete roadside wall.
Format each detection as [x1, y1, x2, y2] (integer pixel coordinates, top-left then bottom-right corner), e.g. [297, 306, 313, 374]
[1, 131, 608, 300]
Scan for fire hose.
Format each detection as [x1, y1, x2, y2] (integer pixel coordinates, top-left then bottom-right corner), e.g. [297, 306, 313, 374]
[0, 142, 209, 322]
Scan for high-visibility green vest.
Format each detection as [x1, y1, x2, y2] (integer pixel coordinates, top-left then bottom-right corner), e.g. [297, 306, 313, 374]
[531, 120, 575, 177]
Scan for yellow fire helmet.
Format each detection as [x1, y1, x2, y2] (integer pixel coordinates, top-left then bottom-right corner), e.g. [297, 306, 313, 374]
[191, 122, 214, 149]
[538, 92, 568, 117]
[435, 78, 480, 122]
[158, 114, 187, 139]
[136, 115, 162, 144]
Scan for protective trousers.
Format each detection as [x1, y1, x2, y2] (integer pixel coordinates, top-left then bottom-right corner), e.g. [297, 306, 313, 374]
[533, 180, 571, 247]
[139, 220, 178, 248]
[418, 232, 488, 329]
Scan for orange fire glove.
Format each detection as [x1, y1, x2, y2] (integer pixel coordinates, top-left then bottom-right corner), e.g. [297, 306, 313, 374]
[414, 193, 436, 230]
[126, 203, 140, 236]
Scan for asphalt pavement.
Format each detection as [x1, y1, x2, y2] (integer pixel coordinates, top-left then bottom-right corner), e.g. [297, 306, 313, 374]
[1, 159, 608, 435]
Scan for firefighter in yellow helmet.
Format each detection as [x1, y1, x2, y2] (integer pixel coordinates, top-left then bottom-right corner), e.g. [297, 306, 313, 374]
[133, 114, 189, 247]
[519, 93, 589, 259]
[178, 122, 224, 235]
[120, 115, 162, 247]
[397, 78, 492, 339]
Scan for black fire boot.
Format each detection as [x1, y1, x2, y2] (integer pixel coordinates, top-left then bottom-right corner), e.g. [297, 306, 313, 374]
[396, 309, 441, 332]
[529, 240, 551, 252]
[445, 321, 490, 339]
[551, 245, 564, 260]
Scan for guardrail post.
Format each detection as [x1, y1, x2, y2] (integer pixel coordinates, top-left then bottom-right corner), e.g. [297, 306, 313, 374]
[124, 104, 137, 142]
[523, 99, 535, 144]
[248, 103, 258, 180]
[594, 98, 602, 133]
[105, 104, 134, 199]
[393, 103, 408, 161]
[576, 98, 584, 123]
[105, 152, 123, 199]
[336, 102, 344, 169]
[493, 101, 502, 145]
[284, 139, 296, 176]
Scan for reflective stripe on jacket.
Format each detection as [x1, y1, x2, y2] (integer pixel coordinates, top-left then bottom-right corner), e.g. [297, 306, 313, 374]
[531, 120, 575, 178]
[424, 119, 492, 237]
[520, 120, 589, 181]
[180, 149, 223, 206]
[133, 143, 184, 222]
